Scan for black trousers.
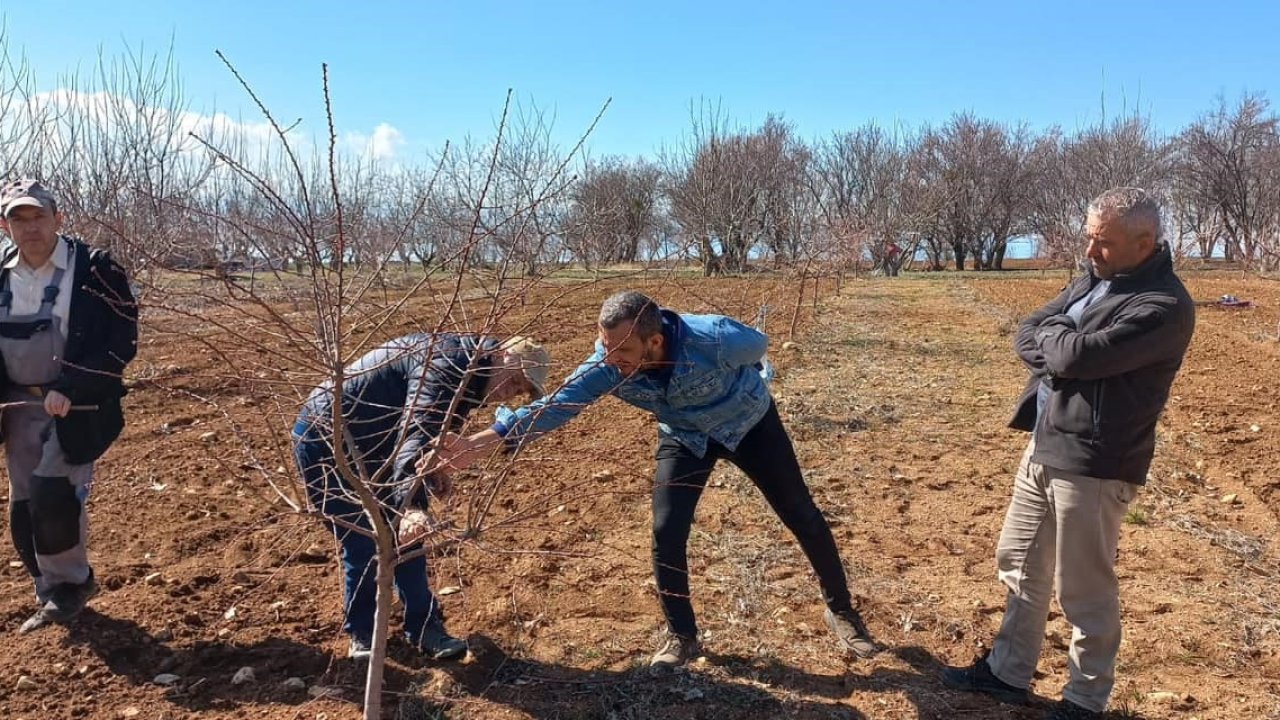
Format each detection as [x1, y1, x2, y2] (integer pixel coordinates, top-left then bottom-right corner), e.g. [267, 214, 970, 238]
[651, 401, 853, 638]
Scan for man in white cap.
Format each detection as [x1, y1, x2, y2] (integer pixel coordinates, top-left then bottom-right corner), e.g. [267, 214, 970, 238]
[0, 179, 137, 633]
[291, 332, 548, 661]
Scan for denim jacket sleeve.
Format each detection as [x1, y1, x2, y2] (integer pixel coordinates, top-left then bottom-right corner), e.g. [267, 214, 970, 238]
[494, 344, 620, 445]
[716, 316, 769, 369]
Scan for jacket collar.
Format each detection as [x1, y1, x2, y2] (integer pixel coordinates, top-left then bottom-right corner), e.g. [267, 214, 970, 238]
[462, 335, 501, 397]
[656, 309, 685, 379]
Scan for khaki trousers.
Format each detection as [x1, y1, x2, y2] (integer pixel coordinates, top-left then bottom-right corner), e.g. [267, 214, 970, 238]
[986, 440, 1138, 713]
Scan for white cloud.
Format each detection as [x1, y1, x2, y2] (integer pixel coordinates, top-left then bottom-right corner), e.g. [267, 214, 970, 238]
[16, 88, 280, 162]
[370, 123, 406, 160]
[12, 89, 402, 167]
[343, 122, 406, 162]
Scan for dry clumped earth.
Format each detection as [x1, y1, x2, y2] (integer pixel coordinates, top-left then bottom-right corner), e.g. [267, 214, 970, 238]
[0, 270, 1276, 720]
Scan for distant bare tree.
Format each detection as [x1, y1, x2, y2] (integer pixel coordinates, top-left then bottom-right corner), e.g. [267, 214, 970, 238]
[809, 121, 918, 276]
[665, 107, 809, 275]
[1180, 93, 1280, 270]
[1167, 158, 1226, 262]
[1026, 114, 1171, 272]
[915, 114, 1001, 271]
[563, 156, 662, 267]
[978, 123, 1036, 270]
[40, 48, 220, 269]
[753, 117, 813, 265]
[0, 28, 46, 176]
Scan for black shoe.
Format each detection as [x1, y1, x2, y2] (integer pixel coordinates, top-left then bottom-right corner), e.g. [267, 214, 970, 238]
[18, 607, 55, 634]
[1046, 699, 1103, 719]
[56, 572, 99, 617]
[941, 652, 1029, 705]
[18, 573, 98, 633]
[413, 622, 467, 661]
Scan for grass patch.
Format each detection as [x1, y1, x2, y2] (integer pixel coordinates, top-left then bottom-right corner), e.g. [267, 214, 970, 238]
[1123, 507, 1150, 526]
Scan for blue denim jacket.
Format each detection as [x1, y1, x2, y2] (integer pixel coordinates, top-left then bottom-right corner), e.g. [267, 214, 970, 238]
[494, 310, 772, 457]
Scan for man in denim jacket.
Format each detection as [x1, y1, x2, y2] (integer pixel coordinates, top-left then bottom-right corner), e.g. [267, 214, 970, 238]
[431, 290, 877, 670]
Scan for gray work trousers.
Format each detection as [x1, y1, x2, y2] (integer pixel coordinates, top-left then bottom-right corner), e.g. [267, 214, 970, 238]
[3, 390, 94, 602]
[986, 439, 1137, 713]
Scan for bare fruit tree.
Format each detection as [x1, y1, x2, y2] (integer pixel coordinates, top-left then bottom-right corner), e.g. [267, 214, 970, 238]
[1026, 114, 1171, 272]
[911, 114, 1038, 271]
[562, 155, 664, 268]
[1179, 93, 1280, 270]
[172, 74, 598, 718]
[664, 106, 810, 276]
[809, 121, 921, 277]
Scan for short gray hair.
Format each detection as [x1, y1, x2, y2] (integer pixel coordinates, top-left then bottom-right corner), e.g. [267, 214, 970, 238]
[1088, 187, 1163, 243]
[598, 290, 662, 338]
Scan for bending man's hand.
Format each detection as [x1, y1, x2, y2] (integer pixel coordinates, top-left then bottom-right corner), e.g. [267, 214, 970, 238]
[424, 469, 452, 499]
[398, 509, 431, 545]
[420, 430, 503, 475]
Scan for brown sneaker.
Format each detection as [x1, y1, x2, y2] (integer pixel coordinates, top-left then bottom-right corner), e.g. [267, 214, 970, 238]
[648, 634, 701, 672]
[825, 607, 879, 659]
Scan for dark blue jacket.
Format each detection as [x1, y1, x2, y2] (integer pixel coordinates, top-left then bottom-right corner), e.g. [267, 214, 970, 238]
[298, 334, 500, 507]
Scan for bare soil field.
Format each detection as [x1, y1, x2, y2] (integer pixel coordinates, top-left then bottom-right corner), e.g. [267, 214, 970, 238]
[0, 270, 1276, 720]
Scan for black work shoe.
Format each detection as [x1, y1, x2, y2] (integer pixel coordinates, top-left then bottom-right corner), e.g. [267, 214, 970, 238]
[18, 607, 54, 634]
[18, 573, 98, 633]
[1046, 699, 1104, 719]
[348, 635, 373, 660]
[648, 633, 701, 673]
[414, 623, 467, 661]
[941, 652, 1029, 705]
[55, 572, 99, 617]
[825, 607, 879, 659]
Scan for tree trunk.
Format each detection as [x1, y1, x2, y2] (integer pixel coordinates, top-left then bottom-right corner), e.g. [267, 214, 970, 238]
[952, 241, 967, 271]
[361, 543, 396, 719]
[700, 236, 720, 276]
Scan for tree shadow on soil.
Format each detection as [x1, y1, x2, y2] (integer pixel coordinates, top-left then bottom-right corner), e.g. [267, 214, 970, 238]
[705, 645, 1044, 720]
[419, 635, 939, 720]
[703, 645, 1142, 720]
[58, 614, 1143, 719]
[61, 608, 420, 713]
[421, 639, 1135, 720]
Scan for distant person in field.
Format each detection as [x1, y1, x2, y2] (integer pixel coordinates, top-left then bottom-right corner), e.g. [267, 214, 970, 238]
[291, 334, 548, 661]
[0, 179, 137, 633]
[429, 291, 878, 671]
[943, 188, 1195, 719]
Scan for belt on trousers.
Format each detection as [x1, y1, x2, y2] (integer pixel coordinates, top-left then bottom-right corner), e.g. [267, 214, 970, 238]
[18, 385, 44, 398]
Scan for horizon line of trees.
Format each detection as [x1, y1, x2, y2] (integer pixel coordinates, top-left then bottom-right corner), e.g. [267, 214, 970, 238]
[1, 37, 1277, 278]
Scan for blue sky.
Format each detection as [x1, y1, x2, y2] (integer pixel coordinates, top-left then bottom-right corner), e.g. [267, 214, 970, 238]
[3, 1, 1278, 162]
